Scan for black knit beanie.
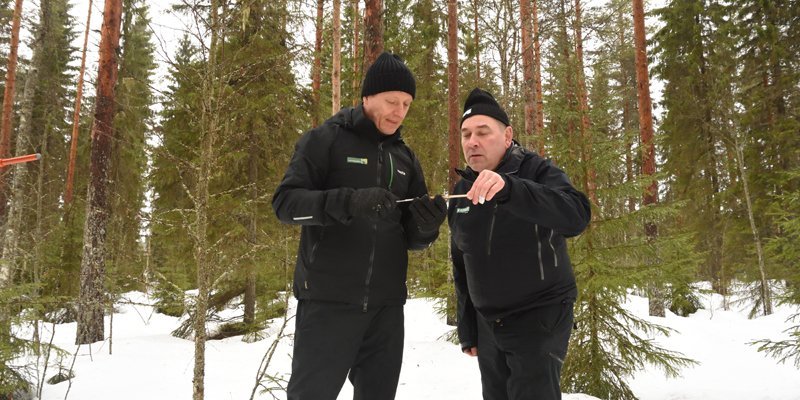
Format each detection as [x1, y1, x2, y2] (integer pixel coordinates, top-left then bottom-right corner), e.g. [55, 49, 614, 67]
[361, 52, 416, 99]
[461, 88, 510, 127]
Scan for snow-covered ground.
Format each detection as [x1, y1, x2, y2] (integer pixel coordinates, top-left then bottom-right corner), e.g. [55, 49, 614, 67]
[23, 288, 800, 400]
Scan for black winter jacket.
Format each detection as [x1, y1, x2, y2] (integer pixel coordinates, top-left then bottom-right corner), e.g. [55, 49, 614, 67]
[448, 143, 591, 349]
[272, 105, 437, 311]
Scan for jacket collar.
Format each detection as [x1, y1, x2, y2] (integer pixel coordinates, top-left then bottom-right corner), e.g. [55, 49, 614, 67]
[456, 140, 525, 181]
[331, 104, 404, 145]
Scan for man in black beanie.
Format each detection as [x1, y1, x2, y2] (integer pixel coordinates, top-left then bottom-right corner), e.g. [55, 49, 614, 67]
[448, 88, 591, 400]
[273, 52, 446, 400]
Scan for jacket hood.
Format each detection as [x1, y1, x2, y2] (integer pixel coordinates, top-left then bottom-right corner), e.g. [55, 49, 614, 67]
[328, 104, 404, 145]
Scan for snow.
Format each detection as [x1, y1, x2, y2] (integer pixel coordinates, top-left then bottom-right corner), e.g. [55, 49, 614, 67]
[19, 286, 797, 400]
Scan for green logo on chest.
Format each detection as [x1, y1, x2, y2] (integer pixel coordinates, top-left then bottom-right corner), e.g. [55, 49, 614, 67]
[456, 206, 470, 214]
[347, 157, 368, 165]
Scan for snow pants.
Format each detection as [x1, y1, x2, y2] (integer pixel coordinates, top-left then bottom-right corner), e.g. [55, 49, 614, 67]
[286, 299, 404, 400]
[476, 300, 574, 400]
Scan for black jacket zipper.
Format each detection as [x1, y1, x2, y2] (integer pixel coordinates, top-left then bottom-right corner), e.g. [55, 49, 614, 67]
[363, 142, 384, 312]
[487, 203, 498, 255]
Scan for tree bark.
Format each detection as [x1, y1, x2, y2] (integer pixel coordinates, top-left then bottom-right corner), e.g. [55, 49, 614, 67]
[244, 125, 257, 326]
[363, 0, 383, 67]
[732, 137, 772, 316]
[473, 0, 480, 81]
[447, 0, 459, 193]
[574, 0, 596, 204]
[332, 0, 342, 114]
[0, 0, 24, 222]
[65, 0, 93, 205]
[351, 0, 360, 105]
[311, 0, 323, 127]
[532, 0, 545, 154]
[520, 0, 536, 150]
[632, 0, 663, 317]
[77, 0, 122, 345]
[193, 1, 221, 397]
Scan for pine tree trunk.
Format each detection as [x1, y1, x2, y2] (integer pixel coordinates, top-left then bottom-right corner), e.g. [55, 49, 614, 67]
[574, 0, 596, 204]
[520, 0, 536, 150]
[77, 0, 122, 345]
[472, 0, 480, 81]
[65, 0, 92, 205]
[732, 137, 772, 315]
[558, 0, 577, 162]
[351, 0, 360, 106]
[445, 0, 460, 327]
[244, 126, 257, 326]
[311, 0, 323, 127]
[532, 0, 545, 154]
[0, 0, 23, 224]
[363, 0, 383, 67]
[447, 0, 459, 193]
[632, 0, 663, 317]
[332, 0, 342, 114]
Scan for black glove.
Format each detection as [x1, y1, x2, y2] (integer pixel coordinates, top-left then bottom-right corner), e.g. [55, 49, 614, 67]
[409, 195, 447, 233]
[348, 187, 398, 220]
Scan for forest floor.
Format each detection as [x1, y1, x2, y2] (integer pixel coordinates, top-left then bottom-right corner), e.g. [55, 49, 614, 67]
[18, 283, 800, 399]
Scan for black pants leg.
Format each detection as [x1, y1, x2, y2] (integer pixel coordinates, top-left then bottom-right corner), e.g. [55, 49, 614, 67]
[476, 301, 574, 400]
[286, 300, 404, 400]
[348, 305, 404, 400]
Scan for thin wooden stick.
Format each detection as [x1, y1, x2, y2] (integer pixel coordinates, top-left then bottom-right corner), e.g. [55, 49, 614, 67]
[396, 194, 468, 203]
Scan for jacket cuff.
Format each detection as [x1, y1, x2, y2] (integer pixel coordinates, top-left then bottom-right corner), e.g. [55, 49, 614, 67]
[495, 175, 511, 203]
[324, 187, 355, 224]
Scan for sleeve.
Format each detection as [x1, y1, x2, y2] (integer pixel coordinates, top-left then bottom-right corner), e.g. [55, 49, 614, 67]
[401, 151, 439, 249]
[496, 157, 591, 237]
[451, 233, 478, 350]
[272, 127, 354, 226]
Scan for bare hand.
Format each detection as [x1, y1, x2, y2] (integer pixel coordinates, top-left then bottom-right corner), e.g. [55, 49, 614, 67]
[463, 347, 478, 357]
[466, 170, 506, 205]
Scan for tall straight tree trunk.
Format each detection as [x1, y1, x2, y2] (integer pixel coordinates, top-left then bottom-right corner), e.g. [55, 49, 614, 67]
[0, 0, 23, 223]
[65, 0, 92, 205]
[574, 0, 596, 204]
[732, 137, 772, 315]
[446, 0, 459, 327]
[532, 0, 545, 154]
[520, 0, 536, 150]
[351, 0, 360, 105]
[311, 0, 323, 127]
[244, 125, 257, 326]
[77, 0, 122, 345]
[332, 0, 342, 114]
[632, 0, 663, 317]
[618, 6, 636, 214]
[472, 0, 480, 81]
[559, 0, 577, 162]
[194, 1, 221, 397]
[447, 0, 459, 192]
[363, 0, 383, 66]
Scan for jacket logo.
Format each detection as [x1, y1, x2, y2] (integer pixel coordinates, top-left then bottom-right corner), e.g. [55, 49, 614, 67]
[456, 206, 470, 214]
[396, 169, 407, 176]
[462, 108, 472, 117]
[347, 157, 368, 165]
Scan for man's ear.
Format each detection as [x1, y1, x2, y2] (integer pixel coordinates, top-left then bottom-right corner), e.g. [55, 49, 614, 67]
[505, 125, 513, 147]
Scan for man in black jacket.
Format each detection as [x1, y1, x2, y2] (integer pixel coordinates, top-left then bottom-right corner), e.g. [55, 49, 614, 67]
[449, 88, 591, 400]
[272, 52, 447, 400]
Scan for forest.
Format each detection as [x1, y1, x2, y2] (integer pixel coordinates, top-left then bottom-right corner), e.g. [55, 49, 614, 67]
[0, 0, 798, 399]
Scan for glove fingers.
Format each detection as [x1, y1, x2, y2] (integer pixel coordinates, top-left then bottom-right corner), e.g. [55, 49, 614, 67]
[433, 195, 447, 213]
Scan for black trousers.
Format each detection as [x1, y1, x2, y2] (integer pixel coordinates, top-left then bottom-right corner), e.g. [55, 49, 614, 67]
[476, 301, 574, 400]
[286, 299, 404, 400]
